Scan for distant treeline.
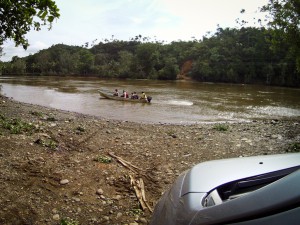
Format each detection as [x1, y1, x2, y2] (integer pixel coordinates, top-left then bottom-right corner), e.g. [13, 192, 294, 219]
[1, 27, 300, 87]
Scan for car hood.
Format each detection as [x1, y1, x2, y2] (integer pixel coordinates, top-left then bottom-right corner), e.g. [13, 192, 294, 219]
[181, 153, 300, 195]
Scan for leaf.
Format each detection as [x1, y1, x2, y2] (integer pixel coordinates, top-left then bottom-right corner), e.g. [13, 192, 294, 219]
[40, 10, 48, 20]
[48, 15, 54, 23]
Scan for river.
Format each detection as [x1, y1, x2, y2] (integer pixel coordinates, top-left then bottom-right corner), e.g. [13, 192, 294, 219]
[0, 76, 300, 124]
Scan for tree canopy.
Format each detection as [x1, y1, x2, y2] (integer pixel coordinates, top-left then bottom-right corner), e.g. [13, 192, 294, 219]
[261, 0, 300, 72]
[0, 0, 60, 49]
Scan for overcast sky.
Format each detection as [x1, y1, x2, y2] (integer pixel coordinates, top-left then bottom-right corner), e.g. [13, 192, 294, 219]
[1, 0, 268, 62]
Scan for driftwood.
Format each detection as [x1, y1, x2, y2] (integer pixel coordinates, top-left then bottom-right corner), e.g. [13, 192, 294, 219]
[108, 152, 154, 181]
[130, 175, 153, 212]
[108, 152, 144, 173]
[108, 152, 153, 212]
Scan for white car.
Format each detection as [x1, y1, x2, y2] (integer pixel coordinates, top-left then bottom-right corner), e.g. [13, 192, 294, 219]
[150, 153, 300, 225]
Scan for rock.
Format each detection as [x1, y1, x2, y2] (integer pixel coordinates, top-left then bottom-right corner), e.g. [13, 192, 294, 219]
[100, 195, 106, 199]
[103, 216, 110, 221]
[139, 217, 148, 224]
[60, 179, 69, 185]
[116, 212, 122, 219]
[166, 169, 173, 174]
[271, 120, 278, 124]
[72, 197, 80, 202]
[89, 217, 98, 223]
[277, 135, 283, 140]
[52, 214, 60, 221]
[96, 188, 104, 195]
[39, 133, 51, 138]
[113, 195, 122, 200]
[52, 208, 58, 214]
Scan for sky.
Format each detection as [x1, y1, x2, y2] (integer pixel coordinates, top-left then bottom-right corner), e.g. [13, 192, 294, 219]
[1, 0, 269, 62]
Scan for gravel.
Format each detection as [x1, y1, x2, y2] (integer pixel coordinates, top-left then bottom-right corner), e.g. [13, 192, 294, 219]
[0, 94, 299, 224]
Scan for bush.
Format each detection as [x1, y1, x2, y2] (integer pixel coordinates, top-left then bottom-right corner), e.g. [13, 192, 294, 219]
[30, 111, 43, 117]
[60, 218, 79, 225]
[94, 155, 112, 163]
[286, 143, 300, 153]
[213, 124, 229, 132]
[0, 116, 35, 134]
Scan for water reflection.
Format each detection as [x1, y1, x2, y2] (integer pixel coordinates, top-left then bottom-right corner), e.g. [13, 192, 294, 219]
[0, 76, 300, 124]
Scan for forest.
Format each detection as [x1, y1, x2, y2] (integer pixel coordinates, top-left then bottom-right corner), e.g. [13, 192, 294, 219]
[1, 27, 300, 87]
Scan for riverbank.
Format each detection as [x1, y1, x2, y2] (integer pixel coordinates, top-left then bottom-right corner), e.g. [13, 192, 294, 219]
[0, 94, 299, 224]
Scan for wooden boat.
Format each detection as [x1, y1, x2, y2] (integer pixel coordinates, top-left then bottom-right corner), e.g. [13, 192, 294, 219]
[98, 89, 151, 103]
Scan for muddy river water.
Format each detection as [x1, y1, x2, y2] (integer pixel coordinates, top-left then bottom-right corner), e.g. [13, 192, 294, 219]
[1, 76, 299, 124]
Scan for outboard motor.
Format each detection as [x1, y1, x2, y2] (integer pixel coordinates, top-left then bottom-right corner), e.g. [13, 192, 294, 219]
[147, 96, 152, 103]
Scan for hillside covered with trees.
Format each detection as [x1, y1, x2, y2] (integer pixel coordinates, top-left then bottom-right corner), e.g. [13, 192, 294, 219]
[1, 26, 299, 87]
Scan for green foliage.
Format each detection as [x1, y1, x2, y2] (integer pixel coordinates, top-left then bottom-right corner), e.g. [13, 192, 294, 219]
[46, 116, 57, 122]
[134, 43, 160, 79]
[0, 116, 35, 134]
[117, 50, 134, 78]
[46, 139, 58, 149]
[35, 138, 58, 150]
[286, 142, 300, 153]
[76, 126, 85, 132]
[0, 0, 60, 49]
[166, 130, 176, 136]
[60, 218, 79, 225]
[94, 155, 112, 163]
[213, 124, 229, 132]
[30, 111, 44, 117]
[158, 57, 179, 80]
[261, 0, 300, 72]
[78, 49, 95, 74]
[128, 208, 144, 216]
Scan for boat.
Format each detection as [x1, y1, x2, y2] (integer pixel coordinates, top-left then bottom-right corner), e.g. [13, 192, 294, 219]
[98, 89, 151, 103]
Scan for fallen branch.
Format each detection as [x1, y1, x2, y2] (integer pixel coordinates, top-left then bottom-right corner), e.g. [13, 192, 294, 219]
[130, 175, 153, 212]
[108, 152, 154, 181]
[139, 177, 153, 212]
[108, 152, 144, 172]
[109, 152, 153, 212]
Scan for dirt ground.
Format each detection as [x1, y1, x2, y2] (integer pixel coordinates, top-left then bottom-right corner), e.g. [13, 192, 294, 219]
[0, 94, 299, 225]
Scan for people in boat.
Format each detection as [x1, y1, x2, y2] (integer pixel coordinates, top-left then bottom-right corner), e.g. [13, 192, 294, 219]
[121, 90, 129, 98]
[140, 92, 147, 100]
[131, 92, 139, 99]
[140, 91, 152, 103]
[113, 89, 119, 96]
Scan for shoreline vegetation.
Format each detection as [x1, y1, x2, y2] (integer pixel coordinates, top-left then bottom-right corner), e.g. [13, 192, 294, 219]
[1, 28, 300, 88]
[0, 93, 299, 224]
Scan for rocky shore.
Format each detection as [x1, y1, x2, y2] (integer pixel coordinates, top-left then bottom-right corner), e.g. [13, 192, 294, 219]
[0, 94, 299, 225]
